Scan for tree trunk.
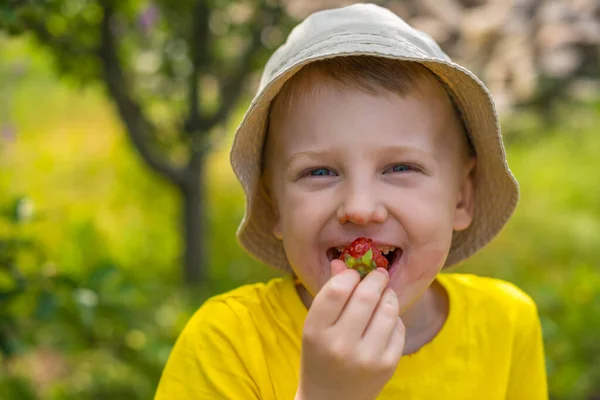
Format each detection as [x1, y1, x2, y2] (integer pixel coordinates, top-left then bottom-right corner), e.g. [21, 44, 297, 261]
[181, 154, 206, 285]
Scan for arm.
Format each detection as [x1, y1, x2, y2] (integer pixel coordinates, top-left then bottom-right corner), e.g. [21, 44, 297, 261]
[154, 300, 260, 400]
[506, 297, 548, 400]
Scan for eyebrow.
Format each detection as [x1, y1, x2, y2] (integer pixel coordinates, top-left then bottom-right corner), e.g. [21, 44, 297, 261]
[284, 150, 330, 170]
[284, 144, 434, 170]
[379, 144, 433, 156]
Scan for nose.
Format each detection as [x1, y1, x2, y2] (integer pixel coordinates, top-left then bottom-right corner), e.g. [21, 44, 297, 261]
[337, 178, 387, 225]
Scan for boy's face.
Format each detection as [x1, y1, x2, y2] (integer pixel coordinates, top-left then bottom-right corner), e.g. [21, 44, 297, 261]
[266, 76, 475, 312]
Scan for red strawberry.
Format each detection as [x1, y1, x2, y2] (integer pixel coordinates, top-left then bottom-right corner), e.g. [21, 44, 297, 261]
[339, 237, 388, 278]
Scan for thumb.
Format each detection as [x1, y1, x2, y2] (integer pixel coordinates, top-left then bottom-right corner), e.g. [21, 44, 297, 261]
[330, 258, 348, 277]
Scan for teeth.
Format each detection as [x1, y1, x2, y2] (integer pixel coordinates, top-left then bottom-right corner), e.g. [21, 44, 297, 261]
[379, 246, 396, 255]
[336, 247, 345, 253]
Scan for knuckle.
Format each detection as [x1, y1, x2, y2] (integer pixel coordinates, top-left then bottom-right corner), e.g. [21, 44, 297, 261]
[302, 329, 315, 344]
[302, 327, 322, 347]
[381, 352, 402, 371]
[324, 281, 352, 301]
[354, 290, 380, 304]
[384, 289, 399, 305]
[356, 352, 377, 370]
[380, 301, 399, 318]
[355, 352, 394, 376]
[328, 339, 350, 362]
[396, 318, 406, 334]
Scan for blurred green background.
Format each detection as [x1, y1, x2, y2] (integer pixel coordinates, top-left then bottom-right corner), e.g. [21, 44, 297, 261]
[1, 1, 599, 399]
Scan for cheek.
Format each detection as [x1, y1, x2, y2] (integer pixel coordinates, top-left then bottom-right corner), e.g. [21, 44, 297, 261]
[398, 187, 457, 246]
[280, 187, 332, 242]
[388, 183, 457, 310]
[279, 188, 334, 292]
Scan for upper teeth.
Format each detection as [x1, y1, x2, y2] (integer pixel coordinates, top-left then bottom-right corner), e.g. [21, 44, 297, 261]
[336, 246, 396, 254]
[379, 246, 396, 255]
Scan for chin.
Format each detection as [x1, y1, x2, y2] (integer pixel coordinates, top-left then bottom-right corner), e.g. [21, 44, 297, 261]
[388, 248, 448, 311]
[393, 280, 432, 314]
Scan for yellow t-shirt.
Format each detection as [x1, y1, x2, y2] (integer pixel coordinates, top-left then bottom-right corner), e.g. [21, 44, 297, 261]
[155, 273, 548, 399]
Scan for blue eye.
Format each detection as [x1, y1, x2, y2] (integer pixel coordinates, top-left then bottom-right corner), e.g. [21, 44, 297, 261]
[389, 164, 413, 173]
[310, 168, 336, 177]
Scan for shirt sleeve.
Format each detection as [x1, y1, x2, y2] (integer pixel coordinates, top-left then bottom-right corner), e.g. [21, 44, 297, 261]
[506, 295, 548, 400]
[154, 299, 261, 400]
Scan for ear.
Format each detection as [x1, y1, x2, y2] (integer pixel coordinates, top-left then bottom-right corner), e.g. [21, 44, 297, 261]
[453, 158, 476, 231]
[272, 197, 283, 240]
[262, 178, 283, 241]
[273, 219, 283, 240]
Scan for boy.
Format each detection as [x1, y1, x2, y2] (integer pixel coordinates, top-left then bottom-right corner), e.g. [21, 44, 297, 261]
[155, 4, 547, 399]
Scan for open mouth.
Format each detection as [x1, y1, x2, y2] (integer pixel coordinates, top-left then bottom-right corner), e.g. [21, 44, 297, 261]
[327, 246, 402, 275]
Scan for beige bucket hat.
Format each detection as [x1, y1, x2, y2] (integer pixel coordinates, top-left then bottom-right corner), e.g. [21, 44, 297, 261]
[230, 3, 519, 272]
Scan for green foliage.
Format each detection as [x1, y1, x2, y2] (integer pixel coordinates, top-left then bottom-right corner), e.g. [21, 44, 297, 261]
[0, 197, 37, 358]
[1, 0, 295, 284]
[0, 0, 291, 151]
[0, 1, 43, 35]
[0, 196, 185, 399]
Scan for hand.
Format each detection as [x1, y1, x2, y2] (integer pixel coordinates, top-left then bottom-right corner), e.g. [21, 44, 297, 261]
[295, 260, 405, 400]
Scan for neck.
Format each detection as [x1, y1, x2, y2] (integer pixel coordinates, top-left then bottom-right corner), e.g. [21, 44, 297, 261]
[400, 279, 449, 353]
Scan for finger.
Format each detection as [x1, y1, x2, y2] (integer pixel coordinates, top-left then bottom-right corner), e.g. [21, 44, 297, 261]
[334, 268, 389, 339]
[330, 258, 348, 277]
[306, 267, 360, 330]
[361, 288, 399, 354]
[381, 317, 406, 368]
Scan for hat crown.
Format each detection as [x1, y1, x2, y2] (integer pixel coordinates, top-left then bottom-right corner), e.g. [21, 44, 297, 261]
[290, 3, 406, 37]
[260, 3, 449, 90]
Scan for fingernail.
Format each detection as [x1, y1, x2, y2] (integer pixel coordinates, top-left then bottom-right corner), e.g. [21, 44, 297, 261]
[377, 267, 389, 277]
